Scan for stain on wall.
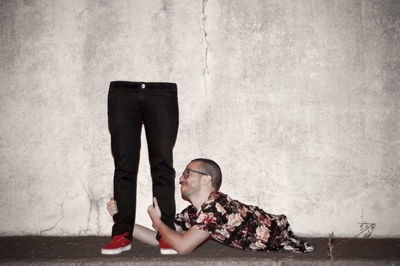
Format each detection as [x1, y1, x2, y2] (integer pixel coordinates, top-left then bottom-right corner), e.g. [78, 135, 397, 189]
[0, 0, 399, 237]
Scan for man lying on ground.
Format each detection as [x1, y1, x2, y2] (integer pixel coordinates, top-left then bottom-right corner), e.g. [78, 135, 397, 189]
[106, 158, 314, 255]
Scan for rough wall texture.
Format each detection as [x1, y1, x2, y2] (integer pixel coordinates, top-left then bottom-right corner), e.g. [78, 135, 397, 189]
[0, 0, 399, 237]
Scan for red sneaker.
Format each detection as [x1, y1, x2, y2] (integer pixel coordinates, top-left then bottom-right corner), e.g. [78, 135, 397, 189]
[159, 237, 178, 255]
[101, 232, 131, 255]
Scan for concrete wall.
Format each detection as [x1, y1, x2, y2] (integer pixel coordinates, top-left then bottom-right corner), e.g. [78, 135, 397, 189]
[0, 0, 399, 237]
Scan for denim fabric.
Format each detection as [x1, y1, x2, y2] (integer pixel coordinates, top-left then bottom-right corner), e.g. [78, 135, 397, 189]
[107, 81, 179, 240]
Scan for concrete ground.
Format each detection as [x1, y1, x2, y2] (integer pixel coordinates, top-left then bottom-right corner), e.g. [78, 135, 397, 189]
[0, 237, 399, 265]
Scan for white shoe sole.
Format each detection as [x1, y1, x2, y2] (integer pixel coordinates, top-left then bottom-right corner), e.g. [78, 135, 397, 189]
[160, 248, 178, 255]
[101, 244, 131, 255]
[305, 245, 314, 253]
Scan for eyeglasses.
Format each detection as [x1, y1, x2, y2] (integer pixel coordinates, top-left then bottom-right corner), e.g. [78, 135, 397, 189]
[182, 168, 208, 179]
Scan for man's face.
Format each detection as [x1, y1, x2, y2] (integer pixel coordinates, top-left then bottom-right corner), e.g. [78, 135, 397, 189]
[179, 161, 205, 199]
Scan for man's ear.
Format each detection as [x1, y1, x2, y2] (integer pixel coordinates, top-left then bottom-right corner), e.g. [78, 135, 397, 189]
[203, 175, 212, 186]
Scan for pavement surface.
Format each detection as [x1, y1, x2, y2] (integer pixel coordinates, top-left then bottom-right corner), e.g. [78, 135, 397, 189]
[0, 237, 399, 265]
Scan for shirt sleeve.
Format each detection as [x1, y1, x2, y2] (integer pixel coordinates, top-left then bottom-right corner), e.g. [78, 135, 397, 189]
[192, 201, 220, 233]
[174, 207, 193, 233]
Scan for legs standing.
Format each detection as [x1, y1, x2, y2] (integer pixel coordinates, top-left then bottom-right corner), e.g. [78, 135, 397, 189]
[143, 86, 179, 231]
[107, 81, 178, 241]
[108, 81, 143, 240]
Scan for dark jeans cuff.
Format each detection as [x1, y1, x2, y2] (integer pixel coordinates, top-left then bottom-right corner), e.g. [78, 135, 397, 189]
[112, 213, 119, 224]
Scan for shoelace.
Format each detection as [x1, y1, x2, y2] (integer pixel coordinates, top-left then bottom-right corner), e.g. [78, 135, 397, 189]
[112, 233, 128, 243]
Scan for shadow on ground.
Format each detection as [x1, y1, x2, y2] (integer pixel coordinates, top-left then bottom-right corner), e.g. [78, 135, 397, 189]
[0, 237, 399, 265]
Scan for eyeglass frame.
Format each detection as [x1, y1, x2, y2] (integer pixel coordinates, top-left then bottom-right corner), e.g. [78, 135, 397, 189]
[182, 168, 208, 179]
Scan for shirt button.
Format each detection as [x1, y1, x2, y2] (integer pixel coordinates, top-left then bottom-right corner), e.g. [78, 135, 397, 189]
[141, 83, 146, 89]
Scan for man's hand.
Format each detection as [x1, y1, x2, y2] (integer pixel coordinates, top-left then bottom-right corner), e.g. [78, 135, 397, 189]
[147, 197, 162, 221]
[147, 196, 210, 254]
[107, 197, 118, 217]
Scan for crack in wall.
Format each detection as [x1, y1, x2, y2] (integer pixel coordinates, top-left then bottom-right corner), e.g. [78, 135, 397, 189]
[39, 202, 65, 235]
[201, 0, 209, 94]
[80, 178, 95, 234]
[94, 196, 108, 233]
[80, 176, 109, 234]
[79, 125, 99, 235]
[154, 0, 168, 17]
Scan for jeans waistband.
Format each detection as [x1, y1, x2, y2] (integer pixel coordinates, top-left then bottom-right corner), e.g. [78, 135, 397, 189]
[109, 81, 177, 92]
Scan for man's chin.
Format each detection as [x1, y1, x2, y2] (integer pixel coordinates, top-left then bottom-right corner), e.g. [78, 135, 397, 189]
[180, 189, 189, 201]
[181, 194, 190, 201]
[180, 185, 186, 194]
[180, 189, 186, 197]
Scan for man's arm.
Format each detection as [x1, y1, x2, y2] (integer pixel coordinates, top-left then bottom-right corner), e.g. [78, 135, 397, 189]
[148, 197, 211, 255]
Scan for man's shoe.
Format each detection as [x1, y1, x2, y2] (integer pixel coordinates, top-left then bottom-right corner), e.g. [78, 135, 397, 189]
[159, 237, 178, 255]
[101, 232, 131, 255]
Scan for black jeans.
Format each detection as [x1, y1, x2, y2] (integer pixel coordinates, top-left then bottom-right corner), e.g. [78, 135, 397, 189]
[107, 81, 179, 240]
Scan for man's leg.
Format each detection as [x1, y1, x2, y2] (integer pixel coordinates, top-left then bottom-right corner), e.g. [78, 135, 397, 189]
[108, 82, 143, 241]
[142, 83, 178, 233]
[133, 224, 159, 247]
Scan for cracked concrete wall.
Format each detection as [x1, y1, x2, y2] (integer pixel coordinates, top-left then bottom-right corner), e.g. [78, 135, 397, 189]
[0, 0, 399, 237]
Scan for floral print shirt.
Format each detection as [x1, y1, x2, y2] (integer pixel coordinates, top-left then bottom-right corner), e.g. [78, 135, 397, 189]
[174, 192, 313, 253]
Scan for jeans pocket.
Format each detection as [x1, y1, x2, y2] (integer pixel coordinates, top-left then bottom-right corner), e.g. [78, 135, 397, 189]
[107, 90, 120, 115]
[146, 90, 177, 98]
